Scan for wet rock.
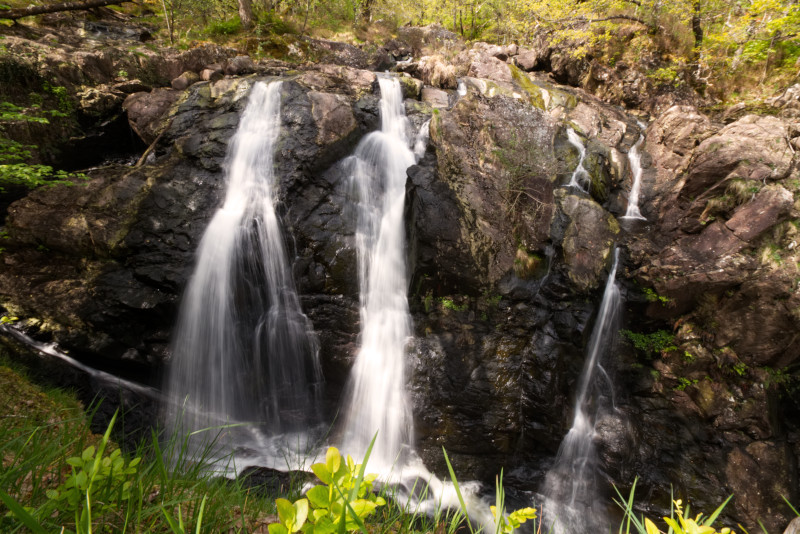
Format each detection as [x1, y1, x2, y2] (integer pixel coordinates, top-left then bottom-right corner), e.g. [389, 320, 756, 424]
[426, 91, 557, 288]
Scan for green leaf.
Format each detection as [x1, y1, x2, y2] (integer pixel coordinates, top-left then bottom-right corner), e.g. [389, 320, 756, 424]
[82, 446, 95, 462]
[277, 498, 297, 526]
[293, 499, 309, 532]
[269, 525, 290, 534]
[307, 485, 330, 509]
[325, 447, 342, 475]
[311, 464, 332, 485]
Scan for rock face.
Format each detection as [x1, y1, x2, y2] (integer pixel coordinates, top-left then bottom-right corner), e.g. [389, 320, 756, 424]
[1, 19, 799, 534]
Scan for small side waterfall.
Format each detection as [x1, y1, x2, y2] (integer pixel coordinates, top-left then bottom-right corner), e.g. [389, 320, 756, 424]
[622, 124, 647, 220]
[340, 76, 418, 471]
[565, 127, 590, 191]
[541, 248, 622, 532]
[163, 81, 323, 464]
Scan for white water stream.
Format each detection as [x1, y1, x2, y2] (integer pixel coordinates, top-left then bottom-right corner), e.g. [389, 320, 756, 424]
[340, 76, 417, 471]
[163, 81, 323, 466]
[565, 127, 590, 191]
[622, 123, 647, 220]
[541, 248, 622, 533]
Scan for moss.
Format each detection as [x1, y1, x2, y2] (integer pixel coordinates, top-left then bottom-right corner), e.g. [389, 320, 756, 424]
[508, 64, 546, 110]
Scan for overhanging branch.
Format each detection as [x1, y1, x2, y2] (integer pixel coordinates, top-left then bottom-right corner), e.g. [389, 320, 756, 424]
[0, 0, 132, 21]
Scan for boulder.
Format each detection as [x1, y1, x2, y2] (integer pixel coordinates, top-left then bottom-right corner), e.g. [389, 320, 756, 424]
[725, 185, 793, 241]
[556, 190, 619, 292]
[420, 87, 449, 109]
[224, 55, 255, 75]
[682, 115, 794, 200]
[123, 88, 181, 145]
[171, 71, 200, 90]
[467, 55, 513, 84]
[308, 91, 357, 146]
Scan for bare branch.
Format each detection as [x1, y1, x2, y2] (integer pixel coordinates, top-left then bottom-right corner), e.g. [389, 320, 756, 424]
[0, 0, 131, 21]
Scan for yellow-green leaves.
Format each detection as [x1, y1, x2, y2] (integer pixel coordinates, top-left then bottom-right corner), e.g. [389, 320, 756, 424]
[269, 498, 310, 534]
[490, 505, 538, 533]
[270, 446, 386, 534]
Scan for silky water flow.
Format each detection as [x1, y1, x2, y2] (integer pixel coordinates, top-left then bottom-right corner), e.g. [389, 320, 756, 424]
[163, 81, 323, 473]
[540, 248, 622, 533]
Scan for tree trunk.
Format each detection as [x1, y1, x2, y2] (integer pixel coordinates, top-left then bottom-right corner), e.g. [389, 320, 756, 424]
[691, 0, 703, 60]
[361, 0, 375, 23]
[0, 0, 131, 21]
[238, 0, 253, 29]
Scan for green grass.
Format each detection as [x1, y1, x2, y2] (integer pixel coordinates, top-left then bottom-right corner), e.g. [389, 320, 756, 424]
[0, 356, 281, 533]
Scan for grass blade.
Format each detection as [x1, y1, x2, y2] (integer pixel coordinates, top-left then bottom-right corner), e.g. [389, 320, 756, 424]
[0, 489, 49, 534]
[702, 494, 732, 526]
[442, 447, 475, 534]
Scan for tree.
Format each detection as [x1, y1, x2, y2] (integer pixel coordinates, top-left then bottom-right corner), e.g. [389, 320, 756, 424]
[238, 0, 254, 29]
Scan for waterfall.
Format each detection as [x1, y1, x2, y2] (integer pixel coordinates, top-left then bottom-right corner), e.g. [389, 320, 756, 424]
[340, 76, 417, 472]
[622, 124, 647, 220]
[163, 81, 323, 464]
[565, 127, 590, 192]
[541, 248, 622, 532]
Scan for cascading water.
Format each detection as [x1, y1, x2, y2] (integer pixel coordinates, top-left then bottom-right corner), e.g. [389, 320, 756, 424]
[340, 76, 417, 472]
[541, 248, 622, 532]
[622, 123, 647, 220]
[565, 127, 590, 192]
[163, 81, 323, 467]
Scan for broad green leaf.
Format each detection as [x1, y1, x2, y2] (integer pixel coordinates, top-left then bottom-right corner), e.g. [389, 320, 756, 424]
[311, 463, 332, 485]
[307, 485, 330, 509]
[269, 524, 290, 534]
[293, 498, 309, 531]
[82, 446, 95, 461]
[276, 498, 297, 525]
[645, 518, 661, 534]
[325, 447, 341, 475]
